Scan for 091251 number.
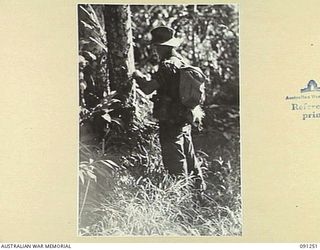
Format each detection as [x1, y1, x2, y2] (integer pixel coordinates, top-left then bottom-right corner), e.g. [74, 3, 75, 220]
[300, 244, 318, 249]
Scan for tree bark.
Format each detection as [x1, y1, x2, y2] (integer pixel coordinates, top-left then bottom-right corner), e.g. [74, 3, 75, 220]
[104, 5, 136, 130]
[104, 5, 135, 104]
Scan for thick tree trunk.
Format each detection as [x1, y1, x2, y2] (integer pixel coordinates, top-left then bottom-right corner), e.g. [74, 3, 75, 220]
[104, 5, 136, 131]
[104, 5, 135, 104]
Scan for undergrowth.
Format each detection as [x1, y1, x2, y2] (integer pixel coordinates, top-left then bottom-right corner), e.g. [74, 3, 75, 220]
[79, 173, 241, 236]
[78, 128, 242, 236]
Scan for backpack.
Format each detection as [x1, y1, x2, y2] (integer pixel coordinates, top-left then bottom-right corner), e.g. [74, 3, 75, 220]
[179, 66, 207, 127]
[179, 66, 206, 108]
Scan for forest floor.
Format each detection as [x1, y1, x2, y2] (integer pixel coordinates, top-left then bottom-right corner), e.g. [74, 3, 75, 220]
[78, 105, 241, 236]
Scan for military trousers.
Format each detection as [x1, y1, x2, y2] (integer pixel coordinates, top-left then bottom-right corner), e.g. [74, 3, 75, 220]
[159, 122, 200, 176]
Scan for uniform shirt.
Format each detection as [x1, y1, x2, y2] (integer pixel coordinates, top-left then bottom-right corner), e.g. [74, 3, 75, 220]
[153, 50, 185, 103]
[152, 50, 189, 124]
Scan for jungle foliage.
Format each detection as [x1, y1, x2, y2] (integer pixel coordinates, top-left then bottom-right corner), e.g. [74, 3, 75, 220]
[78, 4, 241, 236]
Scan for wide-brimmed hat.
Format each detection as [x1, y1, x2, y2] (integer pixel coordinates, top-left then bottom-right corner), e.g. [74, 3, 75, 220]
[150, 26, 182, 47]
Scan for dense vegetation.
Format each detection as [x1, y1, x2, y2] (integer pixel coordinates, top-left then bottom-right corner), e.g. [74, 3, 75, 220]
[78, 4, 241, 236]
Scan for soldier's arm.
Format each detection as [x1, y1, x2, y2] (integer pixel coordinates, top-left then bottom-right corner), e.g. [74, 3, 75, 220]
[133, 71, 160, 95]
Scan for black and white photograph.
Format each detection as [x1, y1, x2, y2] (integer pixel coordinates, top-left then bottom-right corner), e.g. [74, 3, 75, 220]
[78, 4, 240, 236]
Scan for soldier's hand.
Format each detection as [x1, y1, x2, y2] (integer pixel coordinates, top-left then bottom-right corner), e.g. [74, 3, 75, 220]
[132, 70, 146, 80]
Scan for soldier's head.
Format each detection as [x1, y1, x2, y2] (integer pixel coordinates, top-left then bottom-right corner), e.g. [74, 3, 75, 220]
[150, 26, 182, 59]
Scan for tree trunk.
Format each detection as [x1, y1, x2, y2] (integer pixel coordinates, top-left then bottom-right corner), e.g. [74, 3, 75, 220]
[104, 5, 135, 104]
[104, 5, 136, 131]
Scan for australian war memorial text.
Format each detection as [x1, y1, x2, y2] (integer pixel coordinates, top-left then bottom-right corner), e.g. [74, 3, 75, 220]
[0, 244, 71, 249]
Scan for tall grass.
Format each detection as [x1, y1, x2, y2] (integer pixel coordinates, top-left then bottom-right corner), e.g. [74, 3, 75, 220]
[78, 144, 242, 236]
[79, 104, 241, 236]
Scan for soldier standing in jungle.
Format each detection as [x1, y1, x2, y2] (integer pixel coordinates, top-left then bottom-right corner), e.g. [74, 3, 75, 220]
[133, 26, 206, 190]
